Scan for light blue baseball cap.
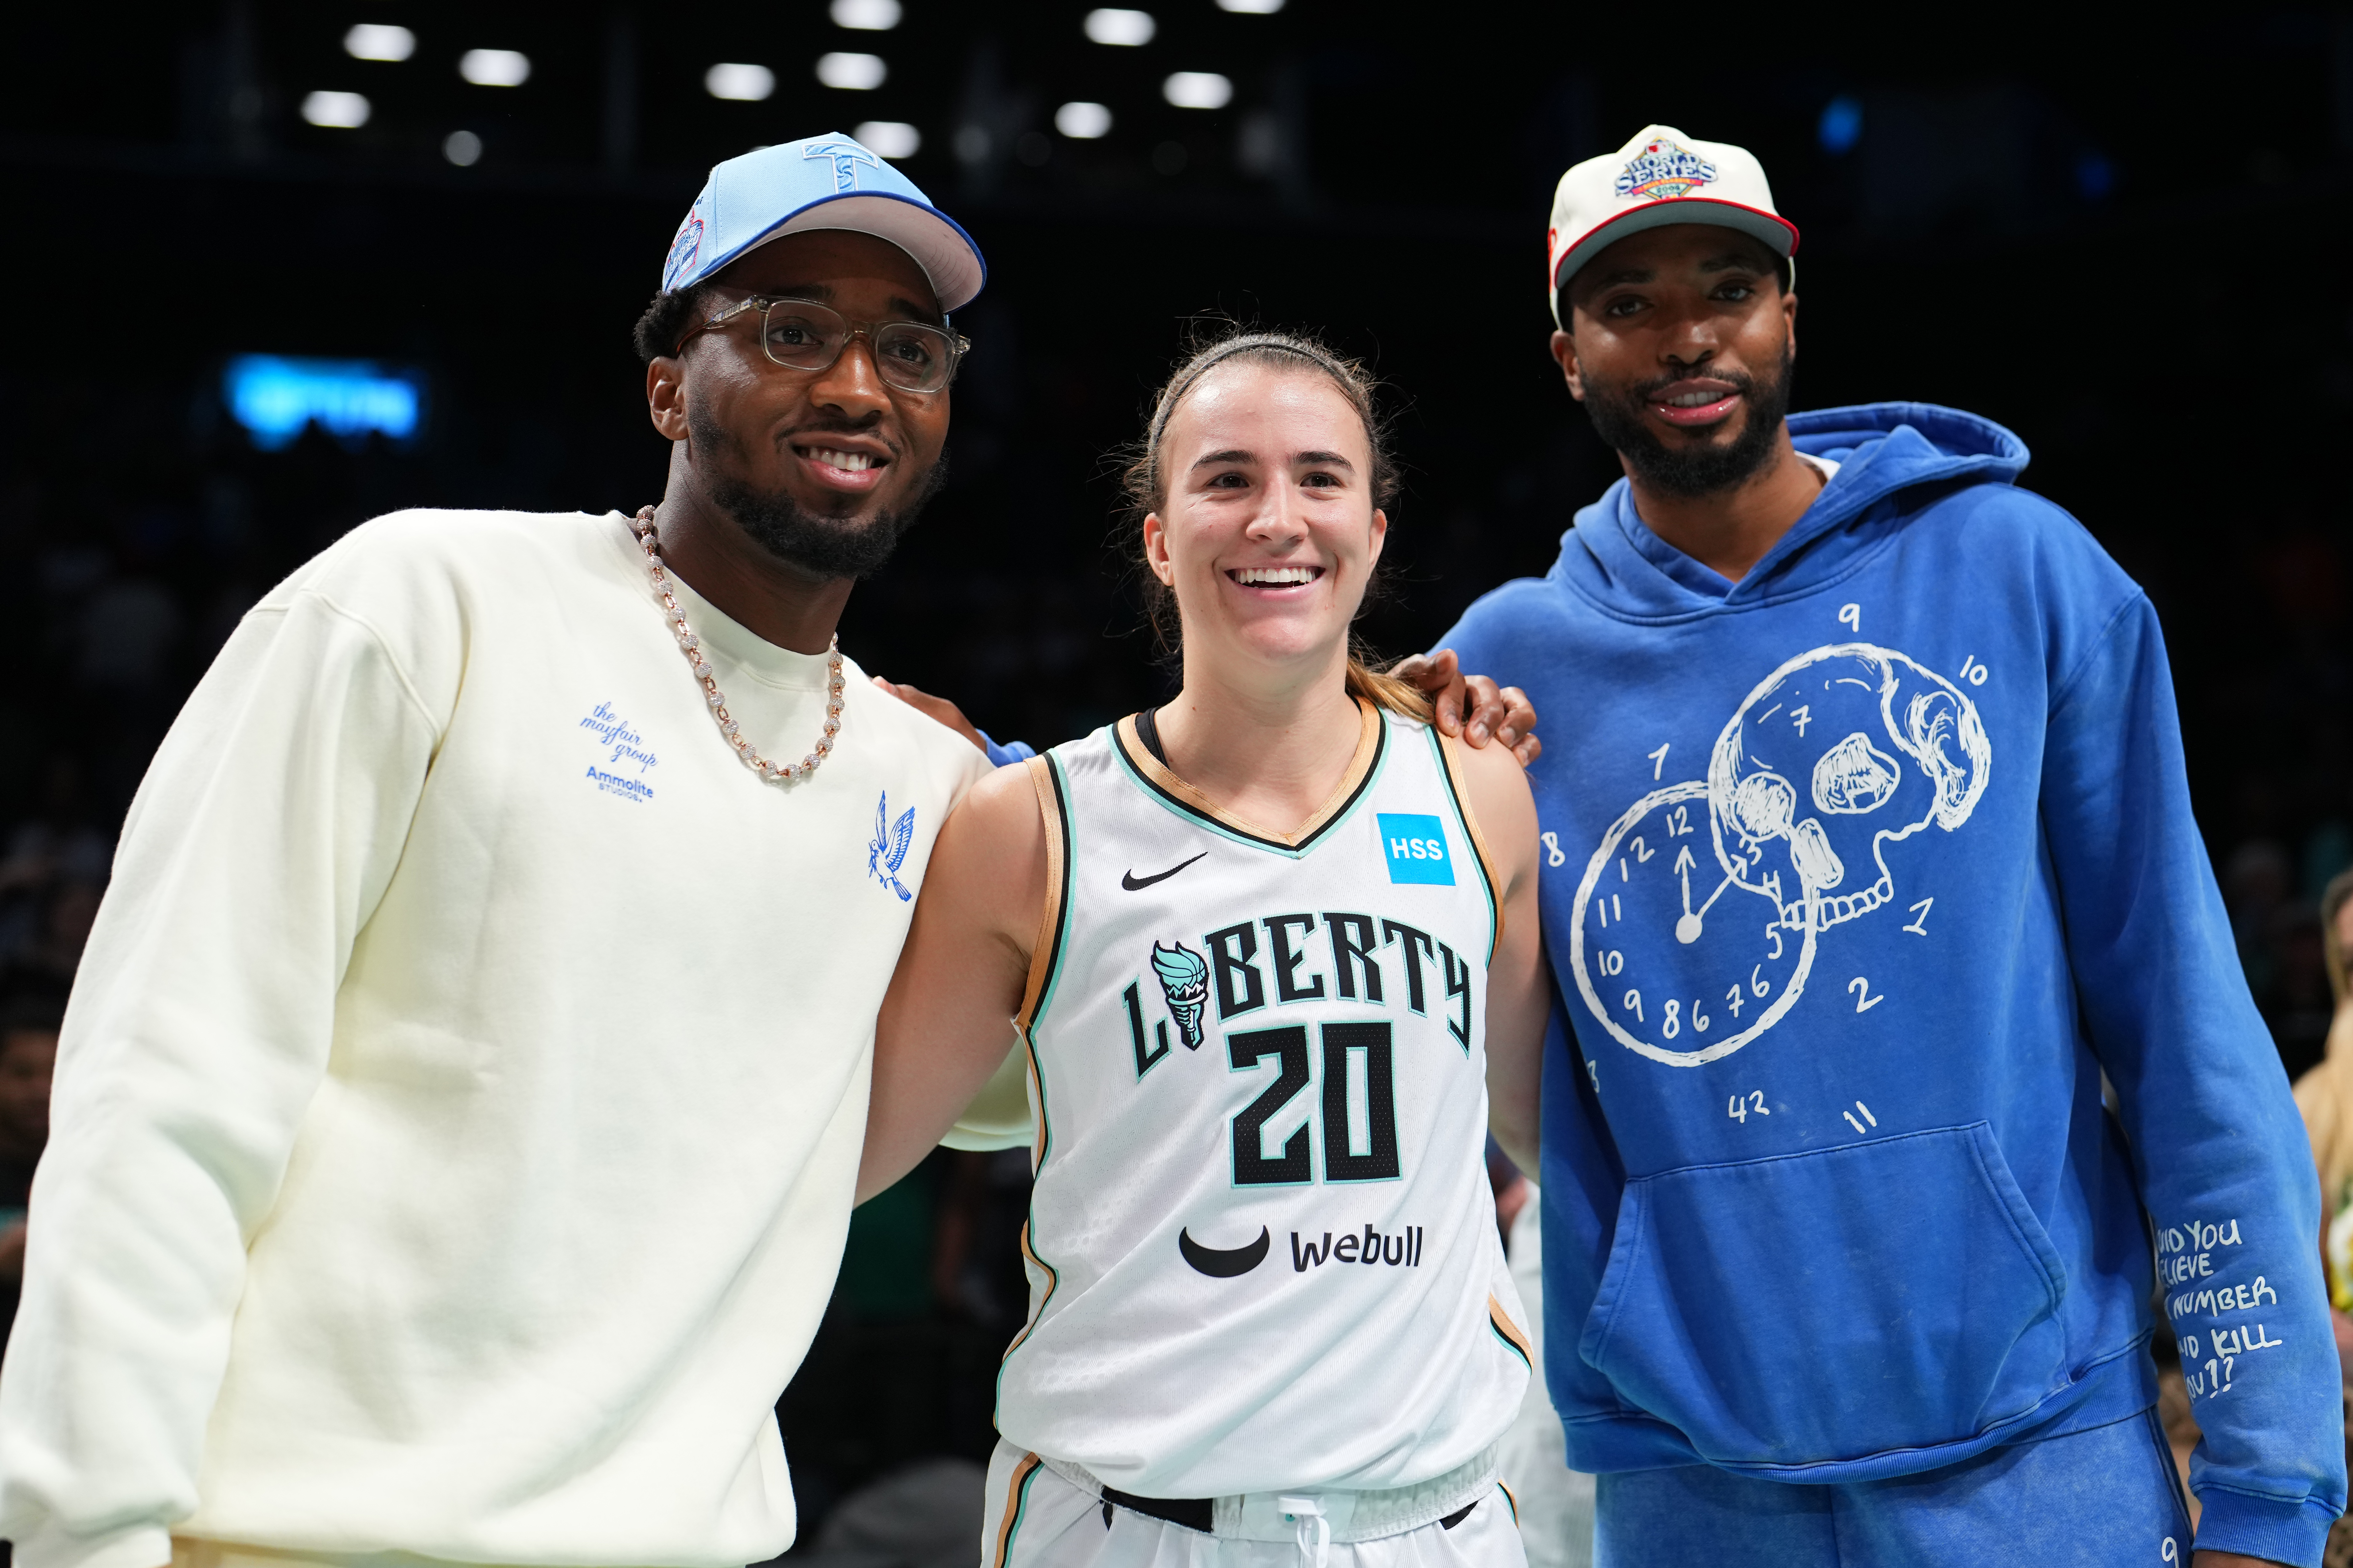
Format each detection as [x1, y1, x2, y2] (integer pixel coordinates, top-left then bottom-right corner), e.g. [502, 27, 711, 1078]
[660, 132, 987, 312]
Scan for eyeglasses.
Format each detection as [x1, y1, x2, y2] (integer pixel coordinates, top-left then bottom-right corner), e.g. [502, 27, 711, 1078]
[676, 295, 970, 394]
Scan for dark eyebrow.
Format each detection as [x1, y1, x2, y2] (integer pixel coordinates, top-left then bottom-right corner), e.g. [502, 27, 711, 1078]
[1587, 250, 1768, 291]
[1188, 448, 1358, 474]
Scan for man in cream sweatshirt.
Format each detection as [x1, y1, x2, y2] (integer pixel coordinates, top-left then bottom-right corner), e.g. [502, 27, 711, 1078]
[0, 133, 1533, 1568]
[0, 136, 1015, 1568]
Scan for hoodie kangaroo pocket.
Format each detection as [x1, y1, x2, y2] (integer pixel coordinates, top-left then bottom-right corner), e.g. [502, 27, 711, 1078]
[1578, 1123, 2069, 1470]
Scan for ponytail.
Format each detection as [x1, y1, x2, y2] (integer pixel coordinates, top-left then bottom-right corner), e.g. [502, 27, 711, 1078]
[1345, 650, 1432, 722]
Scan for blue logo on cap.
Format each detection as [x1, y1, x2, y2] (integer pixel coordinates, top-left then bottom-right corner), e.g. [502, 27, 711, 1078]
[804, 138, 883, 191]
[658, 132, 989, 309]
[1378, 813, 1454, 886]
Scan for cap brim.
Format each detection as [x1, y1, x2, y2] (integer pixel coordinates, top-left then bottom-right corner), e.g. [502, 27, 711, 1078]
[1550, 199, 1799, 324]
[700, 191, 988, 314]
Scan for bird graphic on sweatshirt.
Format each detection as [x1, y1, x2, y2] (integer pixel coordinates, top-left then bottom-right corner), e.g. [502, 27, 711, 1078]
[868, 792, 916, 901]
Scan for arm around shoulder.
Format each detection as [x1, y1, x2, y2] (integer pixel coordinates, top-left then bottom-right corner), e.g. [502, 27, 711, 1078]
[861, 759, 1051, 1202]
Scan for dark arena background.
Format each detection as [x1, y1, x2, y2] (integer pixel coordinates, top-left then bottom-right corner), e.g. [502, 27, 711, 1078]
[3, 2, 2349, 1552]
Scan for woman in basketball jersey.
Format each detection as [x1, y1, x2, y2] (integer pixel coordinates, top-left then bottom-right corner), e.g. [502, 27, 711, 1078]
[862, 331, 1548, 1568]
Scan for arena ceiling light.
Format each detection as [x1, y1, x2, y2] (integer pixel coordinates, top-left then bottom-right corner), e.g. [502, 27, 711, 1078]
[830, 0, 902, 29]
[816, 52, 887, 90]
[855, 120, 921, 158]
[1216, 0, 1285, 10]
[1163, 72, 1233, 110]
[705, 63, 776, 101]
[343, 24, 415, 61]
[301, 90, 371, 128]
[1084, 9, 1157, 45]
[443, 130, 483, 165]
[1055, 101, 1112, 139]
[458, 49, 531, 87]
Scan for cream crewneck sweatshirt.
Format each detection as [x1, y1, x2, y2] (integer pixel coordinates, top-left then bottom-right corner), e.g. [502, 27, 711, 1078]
[0, 509, 994, 1568]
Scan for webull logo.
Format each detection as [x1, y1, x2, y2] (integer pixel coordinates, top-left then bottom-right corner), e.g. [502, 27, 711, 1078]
[1290, 1224, 1424, 1271]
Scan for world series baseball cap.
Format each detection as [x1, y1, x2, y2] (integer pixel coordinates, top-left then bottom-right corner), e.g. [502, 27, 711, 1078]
[660, 131, 987, 312]
[1545, 125, 1799, 326]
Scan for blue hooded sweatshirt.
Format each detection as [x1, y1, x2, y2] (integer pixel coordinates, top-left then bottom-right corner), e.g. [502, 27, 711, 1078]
[1440, 404, 2345, 1564]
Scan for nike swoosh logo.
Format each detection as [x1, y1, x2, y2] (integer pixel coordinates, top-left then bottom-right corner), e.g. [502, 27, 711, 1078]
[1178, 1225, 1270, 1278]
[1122, 852, 1207, 891]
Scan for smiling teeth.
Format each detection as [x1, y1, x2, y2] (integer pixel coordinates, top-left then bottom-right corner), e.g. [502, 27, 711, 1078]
[1665, 391, 1728, 407]
[805, 447, 876, 471]
[1233, 566, 1319, 585]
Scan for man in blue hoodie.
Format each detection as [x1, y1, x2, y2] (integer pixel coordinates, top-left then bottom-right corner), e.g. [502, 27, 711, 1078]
[1436, 124, 2346, 1566]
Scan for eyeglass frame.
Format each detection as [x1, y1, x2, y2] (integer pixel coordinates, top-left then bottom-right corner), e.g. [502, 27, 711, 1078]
[672, 294, 972, 394]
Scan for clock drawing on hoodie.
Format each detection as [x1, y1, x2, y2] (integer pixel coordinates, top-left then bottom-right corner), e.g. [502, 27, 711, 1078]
[1569, 642, 1993, 1067]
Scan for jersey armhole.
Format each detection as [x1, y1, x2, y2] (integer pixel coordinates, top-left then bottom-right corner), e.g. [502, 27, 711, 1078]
[1433, 729, 1505, 961]
[1015, 754, 1073, 1032]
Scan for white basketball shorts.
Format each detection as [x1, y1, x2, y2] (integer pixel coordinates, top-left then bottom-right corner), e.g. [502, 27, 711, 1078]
[981, 1440, 1528, 1568]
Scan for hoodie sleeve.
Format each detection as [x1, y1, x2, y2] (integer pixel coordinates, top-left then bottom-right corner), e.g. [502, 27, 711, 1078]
[2043, 591, 2345, 1564]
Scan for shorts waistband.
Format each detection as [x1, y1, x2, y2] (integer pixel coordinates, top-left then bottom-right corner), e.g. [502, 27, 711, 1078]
[1037, 1445, 1501, 1543]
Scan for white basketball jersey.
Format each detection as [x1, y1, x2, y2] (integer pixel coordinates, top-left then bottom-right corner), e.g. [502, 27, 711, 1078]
[999, 701, 1530, 1499]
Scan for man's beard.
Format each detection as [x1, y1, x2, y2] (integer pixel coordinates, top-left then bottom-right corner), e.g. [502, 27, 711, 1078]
[688, 403, 944, 580]
[1581, 341, 1795, 499]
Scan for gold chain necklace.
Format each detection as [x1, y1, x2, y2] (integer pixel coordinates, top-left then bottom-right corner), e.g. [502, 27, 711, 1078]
[632, 506, 845, 785]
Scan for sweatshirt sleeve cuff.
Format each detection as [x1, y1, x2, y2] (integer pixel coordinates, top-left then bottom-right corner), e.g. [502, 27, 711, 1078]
[14, 1522, 175, 1568]
[2194, 1487, 2341, 1568]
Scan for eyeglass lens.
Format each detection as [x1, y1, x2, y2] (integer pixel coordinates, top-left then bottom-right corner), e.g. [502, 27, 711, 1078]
[758, 300, 957, 393]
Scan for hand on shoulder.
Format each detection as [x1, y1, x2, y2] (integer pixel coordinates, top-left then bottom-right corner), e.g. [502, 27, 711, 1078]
[1390, 650, 1543, 767]
[868, 675, 988, 753]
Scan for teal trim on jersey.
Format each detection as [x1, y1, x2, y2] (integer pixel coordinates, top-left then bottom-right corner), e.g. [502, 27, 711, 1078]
[995, 1455, 1045, 1568]
[1426, 725, 1499, 964]
[999, 759, 1072, 1396]
[997, 1077, 1061, 1393]
[1108, 708, 1393, 860]
[1496, 1481, 1519, 1527]
[1490, 1316, 1533, 1370]
[1025, 754, 1079, 1041]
